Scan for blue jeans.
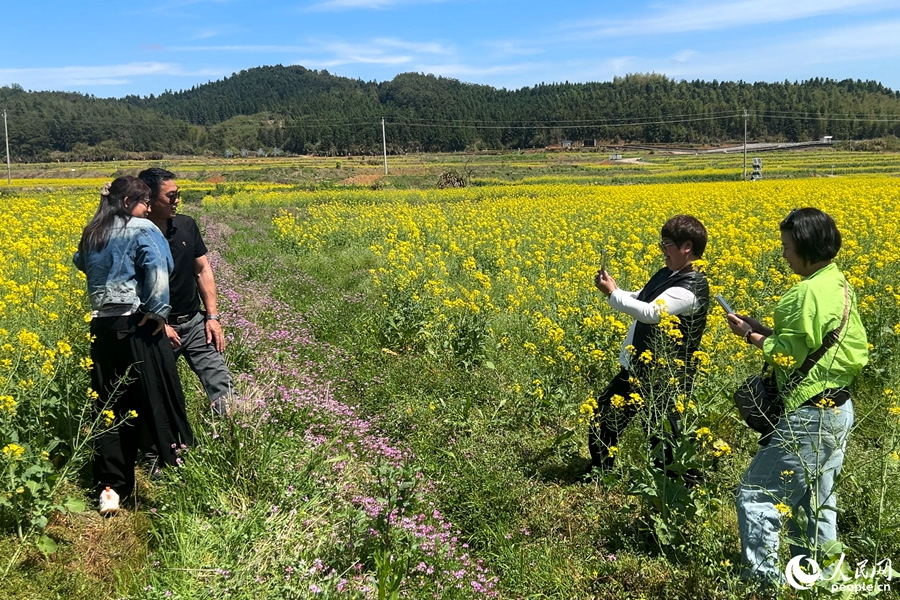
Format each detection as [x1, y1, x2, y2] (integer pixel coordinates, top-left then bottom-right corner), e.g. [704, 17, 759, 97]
[736, 400, 854, 583]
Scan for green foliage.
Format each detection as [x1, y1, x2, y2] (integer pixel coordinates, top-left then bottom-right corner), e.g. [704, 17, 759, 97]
[6, 70, 900, 160]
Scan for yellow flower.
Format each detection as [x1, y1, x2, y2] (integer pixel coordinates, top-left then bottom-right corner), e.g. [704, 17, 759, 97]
[79, 357, 94, 371]
[3, 443, 25, 459]
[610, 394, 626, 409]
[815, 397, 836, 409]
[579, 395, 598, 416]
[694, 427, 712, 443]
[0, 395, 16, 415]
[127, 410, 138, 419]
[712, 439, 731, 457]
[775, 502, 792, 518]
[101, 410, 115, 427]
[773, 353, 797, 369]
[608, 446, 619, 458]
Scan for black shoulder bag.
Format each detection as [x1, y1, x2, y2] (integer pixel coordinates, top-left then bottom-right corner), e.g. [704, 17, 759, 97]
[733, 282, 850, 445]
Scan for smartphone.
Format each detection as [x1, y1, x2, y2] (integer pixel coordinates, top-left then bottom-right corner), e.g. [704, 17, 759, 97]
[715, 294, 734, 314]
[599, 247, 607, 274]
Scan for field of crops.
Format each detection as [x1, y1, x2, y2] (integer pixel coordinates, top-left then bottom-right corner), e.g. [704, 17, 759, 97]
[2, 152, 900, 598]
[270, 175, 900, 395]
[8, 148, 900, 188]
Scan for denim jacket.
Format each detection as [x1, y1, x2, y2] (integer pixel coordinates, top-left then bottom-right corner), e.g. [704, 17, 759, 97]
[73, 217, 174, 320]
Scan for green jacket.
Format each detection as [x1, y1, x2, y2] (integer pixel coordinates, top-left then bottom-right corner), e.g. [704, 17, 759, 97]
[763, 262, 868, 413]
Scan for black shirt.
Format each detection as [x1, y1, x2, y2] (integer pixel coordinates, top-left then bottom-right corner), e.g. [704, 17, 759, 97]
[162, 215, 208, 316]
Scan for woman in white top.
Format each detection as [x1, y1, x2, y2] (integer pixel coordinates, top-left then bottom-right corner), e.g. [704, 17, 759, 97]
[589, 215, 710, 478]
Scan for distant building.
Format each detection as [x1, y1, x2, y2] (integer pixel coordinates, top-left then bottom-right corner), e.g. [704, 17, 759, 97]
[820, 135, 833, 143]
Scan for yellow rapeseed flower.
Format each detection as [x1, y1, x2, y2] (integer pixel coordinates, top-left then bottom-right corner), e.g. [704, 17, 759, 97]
[712, 439, 731, 457]
[775, 502, 792, 518]
[0, 395, 16, 415]
[3, 443, 25, 459]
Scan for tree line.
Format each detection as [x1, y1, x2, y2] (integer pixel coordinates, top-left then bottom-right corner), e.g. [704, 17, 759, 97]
[2, 67, 900, 161]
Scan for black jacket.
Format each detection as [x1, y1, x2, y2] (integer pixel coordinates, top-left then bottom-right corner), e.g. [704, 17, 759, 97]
[630, 267, 710, 392]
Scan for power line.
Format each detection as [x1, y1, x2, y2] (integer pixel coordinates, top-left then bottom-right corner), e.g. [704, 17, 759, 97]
[388, 113, 743, 130]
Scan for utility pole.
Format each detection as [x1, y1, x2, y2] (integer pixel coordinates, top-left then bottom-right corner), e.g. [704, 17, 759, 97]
[742, 109, 748, 180]
[381, 118, 388, 175]
[3, 110, 10, 184]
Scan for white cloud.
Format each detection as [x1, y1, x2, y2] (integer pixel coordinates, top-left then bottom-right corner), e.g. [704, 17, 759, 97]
[592, 19, 900, 85]
[483, 40, 544, 58]
[170, 44, 314, 52]
[804, 20, 900, 57]
[412, 61, 548, 79]
[671, 50, 698, 65]
[191, 27, 230, 40]
[287, 36, 454, 69]
[171, 37, 449, 58]
[304, 0, 446, 12]
[372, 38, 452, 55]
[568, 0, 899, 37]
[0, 63, 221, 90]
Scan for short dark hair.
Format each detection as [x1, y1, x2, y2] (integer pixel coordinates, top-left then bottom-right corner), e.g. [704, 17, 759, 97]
[779, 207, 841, 264]
[661, 215, 708, 258]
[138, 167, 176, 199]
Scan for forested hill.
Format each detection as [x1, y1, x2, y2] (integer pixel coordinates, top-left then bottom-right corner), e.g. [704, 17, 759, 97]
[3, 65, 900, 160]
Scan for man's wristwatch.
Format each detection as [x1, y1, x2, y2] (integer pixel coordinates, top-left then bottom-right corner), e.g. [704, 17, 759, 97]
[206, 314, 220, 321]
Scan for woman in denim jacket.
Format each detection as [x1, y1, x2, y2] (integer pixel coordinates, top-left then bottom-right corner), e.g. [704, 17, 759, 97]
[74, 176, 193, 514]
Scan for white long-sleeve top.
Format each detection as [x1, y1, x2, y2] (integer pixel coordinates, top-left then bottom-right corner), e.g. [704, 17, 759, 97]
[610, 272, 702, 369]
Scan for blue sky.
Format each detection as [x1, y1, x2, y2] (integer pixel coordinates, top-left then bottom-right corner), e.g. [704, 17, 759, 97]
[3, 0, 900, 98]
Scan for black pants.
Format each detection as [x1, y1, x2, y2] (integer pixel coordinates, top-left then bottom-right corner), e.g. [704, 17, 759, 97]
[588, 367, 685, 473]
[90, 315, 193, 498]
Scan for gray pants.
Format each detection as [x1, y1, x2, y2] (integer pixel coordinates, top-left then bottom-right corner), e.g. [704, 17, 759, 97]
[171, 312, 234, 415]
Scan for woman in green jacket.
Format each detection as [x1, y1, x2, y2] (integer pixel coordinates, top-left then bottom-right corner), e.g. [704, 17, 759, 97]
[726, 208, 868, 585]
